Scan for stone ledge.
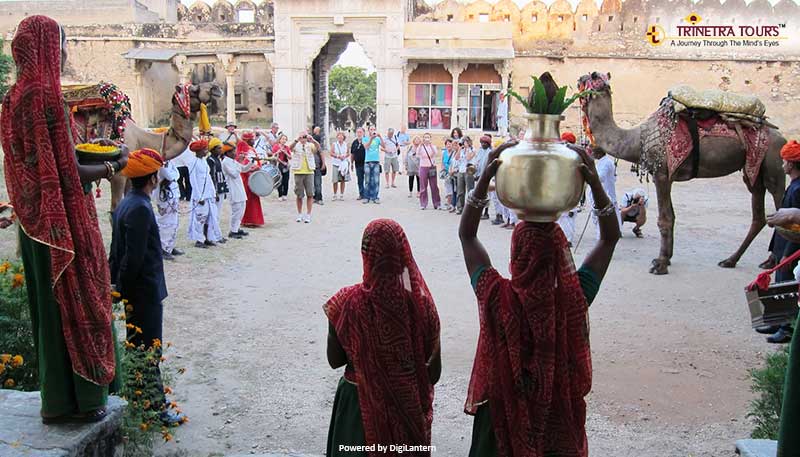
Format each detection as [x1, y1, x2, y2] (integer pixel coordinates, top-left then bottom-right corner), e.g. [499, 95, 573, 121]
[736, 439, 777, 457]
[0, 390, 126, 457]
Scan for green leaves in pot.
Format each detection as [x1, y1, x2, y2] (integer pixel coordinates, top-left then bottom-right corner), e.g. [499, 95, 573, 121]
[507, 72, 593, 115]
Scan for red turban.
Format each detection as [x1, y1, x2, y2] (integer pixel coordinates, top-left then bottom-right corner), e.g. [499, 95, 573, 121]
[781, 140, 800, 162]
[122, 148, 163, 178]
[561, 131, 577, 144]
[189, 139, 208, 152]
[242, 131, 255, 141]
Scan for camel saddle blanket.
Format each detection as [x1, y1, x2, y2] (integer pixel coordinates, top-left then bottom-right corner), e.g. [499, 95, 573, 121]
[669, 85, 766, 118]
[642, 98, 770, 187]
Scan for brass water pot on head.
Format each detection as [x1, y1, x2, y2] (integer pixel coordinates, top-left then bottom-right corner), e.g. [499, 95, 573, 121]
[495, 114, 585, 222]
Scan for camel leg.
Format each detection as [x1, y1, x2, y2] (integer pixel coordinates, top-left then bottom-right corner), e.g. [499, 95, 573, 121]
[650, 173, 674, 275]
[718, 182, 767, 268]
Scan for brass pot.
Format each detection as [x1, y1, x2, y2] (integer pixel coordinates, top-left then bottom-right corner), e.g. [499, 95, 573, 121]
[495, 114, 585, 222]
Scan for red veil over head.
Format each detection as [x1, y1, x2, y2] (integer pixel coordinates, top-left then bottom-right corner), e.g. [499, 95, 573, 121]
[467, 222, 592, 457]
[1, 16, 114, 385]
[324, 219, 440, 456]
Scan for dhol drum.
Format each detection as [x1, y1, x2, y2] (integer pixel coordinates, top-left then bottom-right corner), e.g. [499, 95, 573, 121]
[248, 163, 282, 197]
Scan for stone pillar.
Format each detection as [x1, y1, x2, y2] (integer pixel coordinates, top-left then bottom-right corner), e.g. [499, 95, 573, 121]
[217, 53, 240, 126]
[494, 60, 512, 92]
[173, 54, 193, 85]
[446, 61, 468, 131]
[130, 60, 152, 127]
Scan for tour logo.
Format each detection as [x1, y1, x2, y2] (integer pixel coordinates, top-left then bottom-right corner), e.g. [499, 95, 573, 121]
[646, 12, 787, 48]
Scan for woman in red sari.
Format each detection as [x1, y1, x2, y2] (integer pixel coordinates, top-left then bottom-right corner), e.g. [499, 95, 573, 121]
[324, 219, 441, 457]
[458, 142, 620, 457]
[236, 132, 264, 227]
[1, 15, 129, 423]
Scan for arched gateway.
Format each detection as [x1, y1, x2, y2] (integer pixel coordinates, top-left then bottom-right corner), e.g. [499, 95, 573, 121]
[272, 0, 407, 140]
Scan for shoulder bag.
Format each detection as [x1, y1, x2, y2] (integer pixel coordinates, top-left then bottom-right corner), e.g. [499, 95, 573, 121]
[422, 145, 437, 178]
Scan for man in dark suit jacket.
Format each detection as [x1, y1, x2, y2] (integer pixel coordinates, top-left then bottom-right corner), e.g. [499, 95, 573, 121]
[109, 148, 183, 425]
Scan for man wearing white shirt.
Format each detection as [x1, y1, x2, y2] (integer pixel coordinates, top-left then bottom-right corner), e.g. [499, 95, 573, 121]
[173, 145, 194, 201]
[496, 92, 509, 136]
[187, 140, 222, 248]
[382, 127, 400, 189]
[152, 159, 183, 260]
[221, 144, 258, 239]
[586, 146, 621, 240]
[265, 122, 280, 148]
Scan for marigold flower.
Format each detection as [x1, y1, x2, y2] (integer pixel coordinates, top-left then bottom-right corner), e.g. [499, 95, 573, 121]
[170, 401, 178, 409]
[135, 326, 142, 334]
[122, 298, 129, 304]
[124, 341, 135, 349]
[143, 400, 151, 410]
[11, 273, 24, 288]
[0, 354, 10, 364]
[162, 431, 173, 442]
[4, 378, 15, 388]
[135, 371, 143, 382]
[164, 386, 173, 395]
[0, 364, 5, 376]
[0, 261, 11, 274]
[152, 338, 162, 348]
[134, 390, 142, 396]
[126, 323, 134, 329]
[179, 416, 189, 425]
[110, 290, 121, 298]
[11, 355, 23, 368]
[139, 423, 149, 432]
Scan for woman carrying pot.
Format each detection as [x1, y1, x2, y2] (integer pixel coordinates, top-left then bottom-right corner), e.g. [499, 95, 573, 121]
[459, 141, 620, 457]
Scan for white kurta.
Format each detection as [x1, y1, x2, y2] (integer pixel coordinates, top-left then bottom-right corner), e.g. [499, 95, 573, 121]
[586, 154, 621, 239]
[153, 161, 181, 253]
[496, 98, 509, 135]
[557, 211, 577, 245]
[222, 156, 248, 233]
[187, 156, 221, 242]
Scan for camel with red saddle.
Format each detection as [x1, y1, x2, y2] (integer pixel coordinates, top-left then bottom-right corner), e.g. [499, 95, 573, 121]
[579, 72, 787, 275]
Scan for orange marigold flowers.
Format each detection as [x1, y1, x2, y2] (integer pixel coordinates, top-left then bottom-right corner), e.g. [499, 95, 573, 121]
[126, 323, 134, 329]
[124, 341, 135, 349]
[134, 326, 142, 334]
[164, 386, 173, 395]
[169, 401, 178, 409]
[110, 290, 121, 298]
[4, 378, 15, 388]
[0, 261, 11, 274]
[143, 400, 151, 410]
[151, 338, 162, 348]
[134, 390, 143, 396]
[11, 273, 24, 288]
[179, 416, 189, 425]
[139, 423, 149, 432]
[162, 431, 173, 442]
[0, 364, 5, 376]
[75, 143, 118, 154]
[11, 355, 23, 368]
[0, 354, 11, 364]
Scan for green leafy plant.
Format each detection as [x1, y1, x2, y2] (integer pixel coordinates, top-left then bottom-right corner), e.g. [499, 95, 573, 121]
[0, 259, 38, 391]
[507, 72, 593, 115]
[747, 346, 789, 440]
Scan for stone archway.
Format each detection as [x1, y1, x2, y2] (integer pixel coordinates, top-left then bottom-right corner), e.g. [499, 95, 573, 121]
[272, 0, 405, 138]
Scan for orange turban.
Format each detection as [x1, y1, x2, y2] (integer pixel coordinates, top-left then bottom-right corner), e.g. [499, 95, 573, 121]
[561, 132, 577, 144]
[121, 148, 163, 178]
[781, 140, 800, 162]
[189, 139, 209, 152]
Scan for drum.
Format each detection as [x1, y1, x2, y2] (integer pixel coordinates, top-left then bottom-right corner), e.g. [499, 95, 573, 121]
[745, 280, 799, 329]
[248, 163, 282, 197]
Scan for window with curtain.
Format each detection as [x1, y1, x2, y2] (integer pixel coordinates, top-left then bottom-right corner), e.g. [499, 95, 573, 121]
[408, 83, 452, 130]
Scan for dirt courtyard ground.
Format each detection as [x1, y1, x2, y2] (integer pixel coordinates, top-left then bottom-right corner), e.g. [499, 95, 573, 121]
[0, 165, 784, 456]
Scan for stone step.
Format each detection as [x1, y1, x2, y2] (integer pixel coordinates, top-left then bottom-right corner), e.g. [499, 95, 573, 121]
[0, 390, 125, 457]
[736, 439, 777, 457]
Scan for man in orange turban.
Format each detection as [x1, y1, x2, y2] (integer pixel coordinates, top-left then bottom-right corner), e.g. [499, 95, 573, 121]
[189, 139, 209, 154]
[109, 146, 184, 426]
[762, 139, 800, 343]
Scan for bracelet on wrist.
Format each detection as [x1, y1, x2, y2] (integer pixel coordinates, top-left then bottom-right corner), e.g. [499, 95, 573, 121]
[467, 190, 490, 209]
[593, 202, 616, 217]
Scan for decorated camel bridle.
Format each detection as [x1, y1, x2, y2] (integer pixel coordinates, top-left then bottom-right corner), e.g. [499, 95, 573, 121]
[577, 72, 611, 148]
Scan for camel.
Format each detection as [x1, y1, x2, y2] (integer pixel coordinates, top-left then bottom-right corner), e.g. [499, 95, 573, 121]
[579, 72, 787, 275]
[110, 82, 223, 211]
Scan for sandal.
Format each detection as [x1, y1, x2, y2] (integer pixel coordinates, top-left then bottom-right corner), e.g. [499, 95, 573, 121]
[633, 227, 643, 238]
[42, 407, 107, 424]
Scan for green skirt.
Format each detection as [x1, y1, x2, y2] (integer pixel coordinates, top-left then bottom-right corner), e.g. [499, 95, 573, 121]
[327, 377, 367, 457]
[778, 315, 800, 456]
[468, 404, 497, 457]
[19, 229, 119, 417]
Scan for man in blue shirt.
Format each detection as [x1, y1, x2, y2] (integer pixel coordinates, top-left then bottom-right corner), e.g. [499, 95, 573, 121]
[362, 126, 383, 204]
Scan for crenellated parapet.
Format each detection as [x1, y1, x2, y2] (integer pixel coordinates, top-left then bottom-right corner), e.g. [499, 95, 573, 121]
[180, 0, 272, 27]
[412, 0, 800, 58]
